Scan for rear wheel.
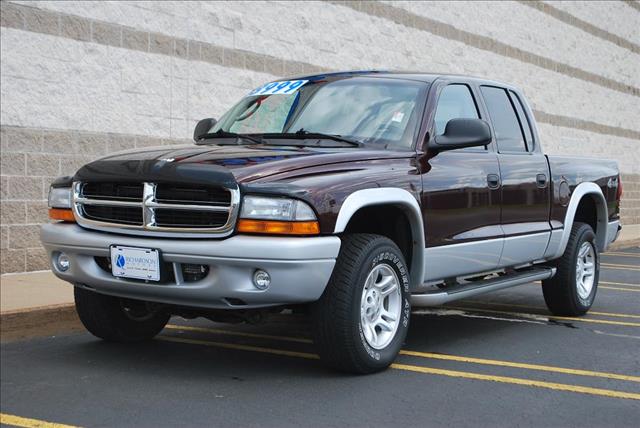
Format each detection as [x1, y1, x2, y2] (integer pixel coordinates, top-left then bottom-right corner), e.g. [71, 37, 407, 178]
[312, 234, 411, 374]
[542, 222, 599, 316]
[74, 287, 170, 342]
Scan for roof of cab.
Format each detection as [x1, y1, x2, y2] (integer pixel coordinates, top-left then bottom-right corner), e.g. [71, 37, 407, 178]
[285, 70, 438, 83]
[284, 70, 519, 90]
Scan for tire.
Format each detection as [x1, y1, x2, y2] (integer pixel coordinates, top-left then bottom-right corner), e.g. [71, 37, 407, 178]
[311, 234, 411, 374]
[542, 222, 599, 316]
[74, 287, 170, 342]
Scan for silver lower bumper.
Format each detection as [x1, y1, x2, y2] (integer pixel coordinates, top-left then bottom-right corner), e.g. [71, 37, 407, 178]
[606, 220, 621, 249]
[41, 223, 340, 309]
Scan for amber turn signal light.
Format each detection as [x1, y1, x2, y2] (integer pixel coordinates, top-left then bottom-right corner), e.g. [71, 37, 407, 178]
[237, 219, 320, 235]
[49, 208, 75, 222]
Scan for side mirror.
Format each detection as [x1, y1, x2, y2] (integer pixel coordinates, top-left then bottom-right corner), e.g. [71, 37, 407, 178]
[429, 118, 492, 152]
[193, 118, 217, 142]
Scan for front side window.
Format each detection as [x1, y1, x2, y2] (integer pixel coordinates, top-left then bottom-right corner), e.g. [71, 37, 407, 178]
[433, 84, 479, 135]
[480, 86, 527, 152]
[212, 77, 427, 149]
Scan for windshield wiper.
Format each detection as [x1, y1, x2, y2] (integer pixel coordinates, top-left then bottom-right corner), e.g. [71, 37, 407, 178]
[197, 129, 264, 145]
[262, 129, 364, 147]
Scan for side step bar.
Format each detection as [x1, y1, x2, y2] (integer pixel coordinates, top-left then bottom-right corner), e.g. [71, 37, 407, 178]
[411, 266, 556, 307]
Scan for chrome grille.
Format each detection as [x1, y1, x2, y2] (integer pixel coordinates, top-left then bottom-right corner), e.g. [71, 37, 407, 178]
[72, 182, 240, 237]
[82, 182, 143, 201]
[154, 209, 230, 227]
[83, 205, 143, 225]
[155, 184, 231, 206]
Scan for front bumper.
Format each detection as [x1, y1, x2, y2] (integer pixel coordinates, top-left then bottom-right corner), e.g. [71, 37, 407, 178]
[41, 223, 340, 309]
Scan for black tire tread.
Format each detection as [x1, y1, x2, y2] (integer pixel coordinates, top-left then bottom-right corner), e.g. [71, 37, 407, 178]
[74, 287, 169, 342]
[542, 222, 597, 316]
[312, 234, 406, 373]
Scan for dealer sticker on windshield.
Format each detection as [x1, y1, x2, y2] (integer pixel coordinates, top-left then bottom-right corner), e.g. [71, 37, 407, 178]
[247, 79, 309, 97]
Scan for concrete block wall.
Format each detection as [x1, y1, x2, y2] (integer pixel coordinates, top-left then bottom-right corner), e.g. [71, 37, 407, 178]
[1, 0, 639, 273]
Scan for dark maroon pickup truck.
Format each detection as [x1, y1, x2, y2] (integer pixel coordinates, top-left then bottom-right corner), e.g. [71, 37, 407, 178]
[41, 71, 622, 373]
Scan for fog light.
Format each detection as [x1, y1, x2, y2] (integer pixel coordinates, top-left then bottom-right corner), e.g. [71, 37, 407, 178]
[56, 253, 70, 272]
[253, 269, 271, 290]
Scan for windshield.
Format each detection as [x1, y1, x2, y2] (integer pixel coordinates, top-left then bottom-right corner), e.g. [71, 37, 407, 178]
[211, 77, 427, 149]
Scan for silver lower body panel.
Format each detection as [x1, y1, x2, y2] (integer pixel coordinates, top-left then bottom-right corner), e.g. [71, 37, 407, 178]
[40, 223, 340, 309]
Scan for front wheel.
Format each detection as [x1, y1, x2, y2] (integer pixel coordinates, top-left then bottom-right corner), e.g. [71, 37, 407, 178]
[542, 222, 599, 316]
[311, 234, 411, 374]
[74, 287, 170, 342]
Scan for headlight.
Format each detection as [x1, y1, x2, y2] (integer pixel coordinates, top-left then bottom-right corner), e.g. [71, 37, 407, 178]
[240, 196, 316, 221]
[48, 187, 72, 209]
[237, 196, 319, 235]
[48, 186, 75, 222]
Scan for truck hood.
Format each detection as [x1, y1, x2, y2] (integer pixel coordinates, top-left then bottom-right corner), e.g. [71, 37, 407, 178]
[74, 143, 414, 185]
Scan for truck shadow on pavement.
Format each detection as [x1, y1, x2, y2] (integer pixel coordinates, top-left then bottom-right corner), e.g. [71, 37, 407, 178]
[59, 309, 543, 380]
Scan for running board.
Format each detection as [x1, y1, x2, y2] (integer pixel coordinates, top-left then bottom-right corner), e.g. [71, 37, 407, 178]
[411, 266, 556, 307]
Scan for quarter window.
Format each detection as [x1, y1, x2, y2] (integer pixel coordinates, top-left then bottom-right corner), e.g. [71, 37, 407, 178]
[509, 90, 533, 151]
[480, 86, 527, 152]
[434, 84, 479, 135]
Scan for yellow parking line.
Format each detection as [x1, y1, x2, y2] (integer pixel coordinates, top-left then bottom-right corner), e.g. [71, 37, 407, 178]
[604, 252, 640, 258]
[159, 335, 319, 360]
[601, 263, 640, 271]
[157, 335, 640, 401]
[580, 310, 640, 319]
[600, 286, 640, 292]
[0, 413, 79, 428]
[532, 280, 640, 292]
[600, 262, 640, 269]
[534, 280, 640, 288]
[165, 324, 640, 382]
[398, 350, 640, 382]
[447, 306, 640, 327]
[601, 262, 640, 268]
[164, 324, 313, 344]
[390, 363, 640, 401]
[600, 281, 640, 288]
[458, 301, 640, 319]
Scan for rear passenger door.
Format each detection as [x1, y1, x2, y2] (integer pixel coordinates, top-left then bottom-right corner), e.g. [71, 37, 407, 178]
[479, 86, 551, 267]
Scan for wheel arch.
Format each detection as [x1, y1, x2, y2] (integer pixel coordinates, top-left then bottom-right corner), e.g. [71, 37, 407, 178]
[551, 182, 608, 259]
[334, 188, 425, 288]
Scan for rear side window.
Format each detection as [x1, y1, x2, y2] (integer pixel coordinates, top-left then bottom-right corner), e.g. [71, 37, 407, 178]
[434, 84, 479, 135]
[480, 86, 527, 152]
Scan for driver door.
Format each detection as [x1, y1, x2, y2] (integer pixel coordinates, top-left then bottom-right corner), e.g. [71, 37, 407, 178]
[420, 81, 503, 281]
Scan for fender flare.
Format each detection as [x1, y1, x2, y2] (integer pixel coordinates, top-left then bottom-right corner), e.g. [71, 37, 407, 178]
[334, 188, 425, 287]
[551, 182, 608, 259]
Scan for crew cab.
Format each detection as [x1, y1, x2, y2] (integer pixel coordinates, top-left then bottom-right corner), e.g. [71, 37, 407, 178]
[41, 72, 622, 373]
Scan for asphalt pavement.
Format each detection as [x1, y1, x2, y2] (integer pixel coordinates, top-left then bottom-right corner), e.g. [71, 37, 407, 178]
[1, 248, 639, 427]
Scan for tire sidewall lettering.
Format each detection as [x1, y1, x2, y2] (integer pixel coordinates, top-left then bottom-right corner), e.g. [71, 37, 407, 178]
[358, 246, 411, 361]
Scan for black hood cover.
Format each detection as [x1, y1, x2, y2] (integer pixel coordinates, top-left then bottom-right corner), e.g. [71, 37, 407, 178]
[73, 144, 316, 188]
[73, 143, 408, 185]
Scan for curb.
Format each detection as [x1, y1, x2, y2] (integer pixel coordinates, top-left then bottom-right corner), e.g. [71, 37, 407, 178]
[609, 238, 640, 251]
[0, 303, 81, 343]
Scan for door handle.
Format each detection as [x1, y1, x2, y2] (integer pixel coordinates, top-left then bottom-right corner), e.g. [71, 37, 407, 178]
[536, 174, 548, 188]
[487, 174, 501, 189]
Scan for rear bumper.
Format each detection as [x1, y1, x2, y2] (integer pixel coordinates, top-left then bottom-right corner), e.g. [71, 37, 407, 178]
[606, 220, 621, 249]
[40, 223, 340, 309]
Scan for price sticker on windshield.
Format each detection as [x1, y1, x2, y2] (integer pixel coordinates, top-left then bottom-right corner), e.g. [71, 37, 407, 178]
[247, 79, 308, 96]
